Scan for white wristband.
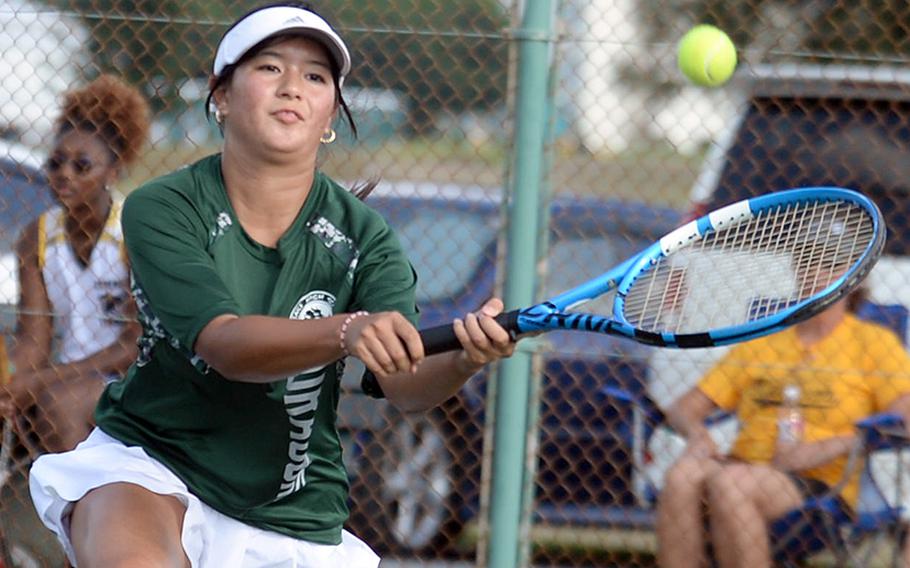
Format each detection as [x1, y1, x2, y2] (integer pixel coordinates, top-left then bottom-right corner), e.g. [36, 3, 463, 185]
[339, 311, 369, 356]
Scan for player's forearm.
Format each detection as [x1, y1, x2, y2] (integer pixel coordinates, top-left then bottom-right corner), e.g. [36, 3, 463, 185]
[195, 314, 347, 382]
[379, 351, 483, 412]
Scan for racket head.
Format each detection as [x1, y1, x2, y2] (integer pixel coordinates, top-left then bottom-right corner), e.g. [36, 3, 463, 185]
[612, 187, 885, 347]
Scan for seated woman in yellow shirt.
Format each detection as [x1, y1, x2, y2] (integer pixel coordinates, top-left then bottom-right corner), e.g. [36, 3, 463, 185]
[656, 288, 910, 568]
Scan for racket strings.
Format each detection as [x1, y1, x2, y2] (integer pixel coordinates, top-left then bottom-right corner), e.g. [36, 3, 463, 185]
[623, 200, 876, 334]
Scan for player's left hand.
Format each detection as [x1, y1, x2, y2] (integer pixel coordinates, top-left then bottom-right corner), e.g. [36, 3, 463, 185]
[451, 297, 515, 374]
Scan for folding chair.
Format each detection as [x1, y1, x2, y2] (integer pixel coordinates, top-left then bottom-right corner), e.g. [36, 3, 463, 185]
[770, 413, 908, 568]
[769, 302, 910, 567]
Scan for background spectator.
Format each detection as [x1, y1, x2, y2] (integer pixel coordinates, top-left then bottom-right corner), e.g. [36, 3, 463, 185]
[656, 289, 910, 568]
[3, 74, 149, 453]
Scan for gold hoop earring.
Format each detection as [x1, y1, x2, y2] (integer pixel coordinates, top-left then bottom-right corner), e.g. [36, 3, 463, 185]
[320, 128, 336, 144]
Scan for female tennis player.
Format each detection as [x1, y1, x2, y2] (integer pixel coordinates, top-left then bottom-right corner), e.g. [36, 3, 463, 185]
[29, 4, 514, 567]
[4, 74, 147, 453]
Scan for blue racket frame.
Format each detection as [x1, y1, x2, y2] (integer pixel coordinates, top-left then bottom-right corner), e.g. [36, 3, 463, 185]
[511, 187, 884, 348]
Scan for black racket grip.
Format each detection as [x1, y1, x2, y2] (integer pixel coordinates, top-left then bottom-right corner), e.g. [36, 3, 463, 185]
[359, 309, 520, 398]
[420, 309, 520, 355]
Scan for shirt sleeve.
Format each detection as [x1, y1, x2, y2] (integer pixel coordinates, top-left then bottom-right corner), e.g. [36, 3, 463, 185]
[863, 325, 910, 410]
[697, 345, 753, 411]
[348, 218, 419, 326]
[123, 184, 241, 351]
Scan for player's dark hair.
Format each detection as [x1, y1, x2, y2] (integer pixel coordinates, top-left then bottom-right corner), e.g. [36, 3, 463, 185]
[350, 178, 379, 200]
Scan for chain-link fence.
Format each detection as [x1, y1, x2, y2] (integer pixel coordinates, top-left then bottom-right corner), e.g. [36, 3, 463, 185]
[3, 1, 910, 567]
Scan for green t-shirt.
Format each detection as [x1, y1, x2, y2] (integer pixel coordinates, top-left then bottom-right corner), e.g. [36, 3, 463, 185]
[95, 154, 418, 544]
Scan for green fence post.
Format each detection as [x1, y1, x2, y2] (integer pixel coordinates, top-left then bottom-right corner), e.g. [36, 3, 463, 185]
[487, 2, 555, 567]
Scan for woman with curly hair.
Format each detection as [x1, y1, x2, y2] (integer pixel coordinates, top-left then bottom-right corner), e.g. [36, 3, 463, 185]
[3, 74, 150, 453]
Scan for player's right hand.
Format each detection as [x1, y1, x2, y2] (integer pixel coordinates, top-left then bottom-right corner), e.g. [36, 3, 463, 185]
[343, 311, 425, 377]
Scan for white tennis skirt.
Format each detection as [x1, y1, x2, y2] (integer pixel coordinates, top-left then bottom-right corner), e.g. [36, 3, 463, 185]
[29, 428, 380, 568]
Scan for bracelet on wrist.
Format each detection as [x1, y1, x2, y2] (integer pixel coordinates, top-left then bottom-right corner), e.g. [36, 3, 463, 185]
[339, 311, 369, 357]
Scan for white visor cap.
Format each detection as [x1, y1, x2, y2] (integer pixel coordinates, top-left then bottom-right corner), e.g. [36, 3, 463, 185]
[213, 6, 351, 84]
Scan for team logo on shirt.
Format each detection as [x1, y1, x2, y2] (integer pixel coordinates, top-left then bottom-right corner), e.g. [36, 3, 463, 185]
[289, 290, 336, 320]
[278, 290, 336, 500]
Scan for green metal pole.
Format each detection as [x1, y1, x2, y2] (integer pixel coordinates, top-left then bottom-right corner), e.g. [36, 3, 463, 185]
[487, 2, 555, 567]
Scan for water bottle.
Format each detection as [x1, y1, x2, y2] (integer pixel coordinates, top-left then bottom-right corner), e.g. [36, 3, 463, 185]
[777, 383, 804, 444]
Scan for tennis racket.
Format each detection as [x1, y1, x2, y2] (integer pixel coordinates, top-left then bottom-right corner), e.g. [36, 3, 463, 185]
[361, 187, 884, 396]
[402, 186, 884, 351]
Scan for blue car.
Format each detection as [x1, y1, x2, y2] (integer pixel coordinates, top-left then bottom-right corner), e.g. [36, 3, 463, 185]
[341, 183, 682, 554]
[0, 144, 56, 332]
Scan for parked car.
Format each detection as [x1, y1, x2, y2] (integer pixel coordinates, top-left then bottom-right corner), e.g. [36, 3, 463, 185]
[638, 63, 910, 505]
[340, 181, 682, 554]
[0, 139, 55, 331]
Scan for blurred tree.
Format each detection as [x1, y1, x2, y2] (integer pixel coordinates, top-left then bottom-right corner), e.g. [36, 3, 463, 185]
[640, 0, 910, 67]
[44, 0, 232, 113]
[44, 0, 509, 134]
[803, 0, 910, 62]
[322, 0, 510, 134]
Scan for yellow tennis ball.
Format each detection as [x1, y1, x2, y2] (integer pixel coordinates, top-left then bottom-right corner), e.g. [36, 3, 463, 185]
[677, 25, 737, 87]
